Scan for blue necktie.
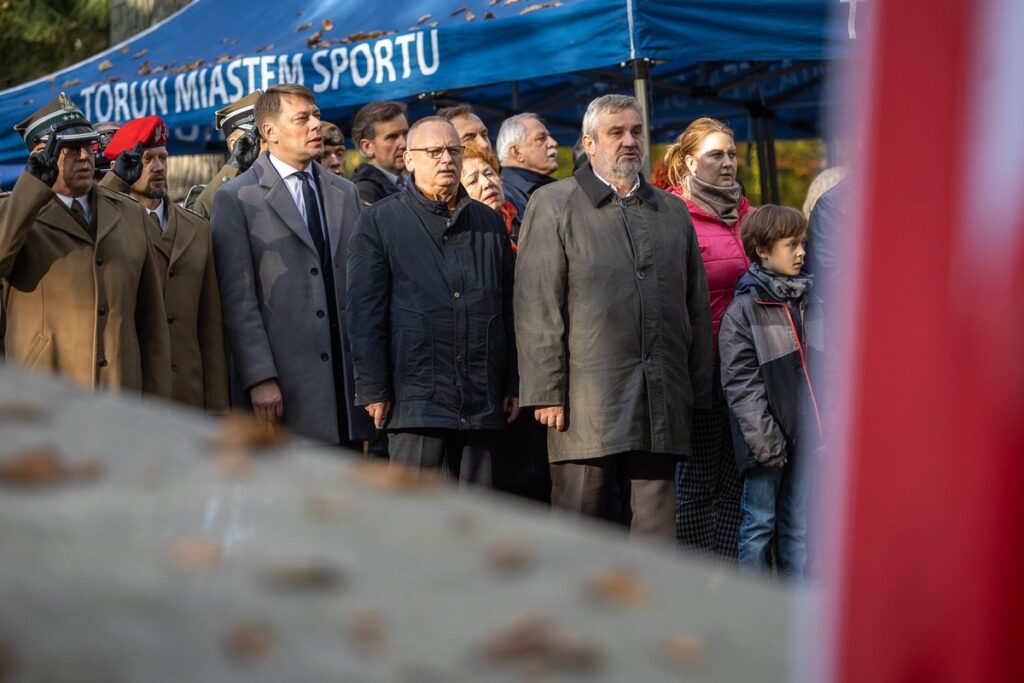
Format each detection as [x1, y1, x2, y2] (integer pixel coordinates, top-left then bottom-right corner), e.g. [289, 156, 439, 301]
[297, 171, 327, 264]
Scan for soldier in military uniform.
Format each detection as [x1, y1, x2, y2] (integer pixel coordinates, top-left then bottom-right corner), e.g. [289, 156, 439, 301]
[0, 94, 170, 396]
[319, 122, 348, 177]
[100, 115, 228, 413]
[184, 90, 263, 219]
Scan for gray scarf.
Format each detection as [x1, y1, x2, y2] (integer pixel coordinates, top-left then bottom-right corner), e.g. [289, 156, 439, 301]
[748, 263, 814, 302]
[685, 174, 742, 226]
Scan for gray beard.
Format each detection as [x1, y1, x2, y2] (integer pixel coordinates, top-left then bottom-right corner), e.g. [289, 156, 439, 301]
[610, 157, 643, 180]
[140, 185, 166, 200]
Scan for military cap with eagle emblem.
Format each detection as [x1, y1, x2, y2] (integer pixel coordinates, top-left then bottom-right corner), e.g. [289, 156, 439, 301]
[14, 92, 99, 150]
[214, 90, 263, 136]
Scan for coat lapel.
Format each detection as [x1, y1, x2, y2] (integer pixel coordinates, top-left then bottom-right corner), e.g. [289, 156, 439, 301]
[167, 205, 196, 269]
[36, 198, 93, 244]
[315, 163, 345, 261]
[94, 189, 122, 244]
[255, 153, 319, 258]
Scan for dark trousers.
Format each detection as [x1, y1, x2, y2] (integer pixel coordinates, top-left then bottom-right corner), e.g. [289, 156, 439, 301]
[388, 428, 498, 487]
[550, 451, 677, 539]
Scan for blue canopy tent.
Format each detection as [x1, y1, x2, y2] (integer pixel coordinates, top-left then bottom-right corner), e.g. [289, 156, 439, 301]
[0, 0, 862, 199]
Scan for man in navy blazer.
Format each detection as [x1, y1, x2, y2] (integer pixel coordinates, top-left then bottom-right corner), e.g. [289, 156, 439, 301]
[211, 84, 372, 446]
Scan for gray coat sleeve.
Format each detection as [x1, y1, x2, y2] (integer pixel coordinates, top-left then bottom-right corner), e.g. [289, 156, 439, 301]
[718, 303, 787, 464]
[683, 214, 714, 409]
[209, 185, 278, 392]
[513, 192, 567, 407]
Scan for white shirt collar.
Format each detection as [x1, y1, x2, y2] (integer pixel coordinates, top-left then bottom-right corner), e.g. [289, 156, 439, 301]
[268, 153, 313, 180]
[56, 192, 91, 221]
[591, 167, 640, 198]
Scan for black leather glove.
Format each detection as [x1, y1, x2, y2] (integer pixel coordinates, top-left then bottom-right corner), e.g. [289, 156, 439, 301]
[112, 141, 144, 186]
[227, 131, 258, 171]
[24, 132, 63, 187]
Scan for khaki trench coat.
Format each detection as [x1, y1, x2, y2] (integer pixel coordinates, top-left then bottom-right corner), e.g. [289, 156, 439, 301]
[0, 172, 171, 396]
[514, 164, 713, 462]
[100, 173, 228, 412]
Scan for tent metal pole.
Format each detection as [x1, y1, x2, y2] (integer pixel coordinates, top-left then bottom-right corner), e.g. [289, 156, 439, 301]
[632, 59, 652, 177]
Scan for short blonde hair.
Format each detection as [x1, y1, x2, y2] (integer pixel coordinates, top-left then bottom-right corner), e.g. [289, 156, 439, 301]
[663, 117, 735, 188]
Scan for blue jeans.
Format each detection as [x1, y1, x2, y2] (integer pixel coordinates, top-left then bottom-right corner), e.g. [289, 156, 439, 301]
[737, 459, 809, 577]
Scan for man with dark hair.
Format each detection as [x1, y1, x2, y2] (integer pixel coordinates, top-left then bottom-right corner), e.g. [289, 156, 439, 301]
[1, 93, 170, 396]
[350, 100, 408, 205]
[495, 112, 559, 218]
[438, 103, 491, 152]
[99, 115, 228, 413]
[347, 116, 518, 484]
[210, 83, 372, 446]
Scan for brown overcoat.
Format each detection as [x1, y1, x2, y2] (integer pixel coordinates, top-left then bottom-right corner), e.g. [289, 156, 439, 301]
[100, 173, 228, 412]
[0, 172, 171, 396]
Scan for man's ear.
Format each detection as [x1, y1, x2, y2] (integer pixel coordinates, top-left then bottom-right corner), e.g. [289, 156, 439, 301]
[358, 139, 375, 159]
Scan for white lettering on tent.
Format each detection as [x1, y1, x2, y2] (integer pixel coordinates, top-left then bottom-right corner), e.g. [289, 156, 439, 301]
[79, 85, 96, 120]
[129, 80, 148, 118]
[173, 71, 201, 112]
[208, 65, 228, 107]
[153, 77, 169, 115]
[196, 68, 210, 109]
[394, 34, 415, 79]
[330, 48, 350, 90]
[226, 59, 244, 100]
[260, 55, 276, 89]
[374, 39, 396, 83]
[417, 30, 439, 76]
[113, 82, 131, 121]
[278, 53, 304, 85]
[94, 84, 114, 122]
[351, 43, 373, 87]
[311, 49, 331, 93]
[242, 57, 260, 93]
[174, 125, 201, 142]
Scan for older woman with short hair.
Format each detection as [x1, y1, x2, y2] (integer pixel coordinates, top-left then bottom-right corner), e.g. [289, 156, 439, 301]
[663, 117, 754, 559]
[461, 142, 520, 250]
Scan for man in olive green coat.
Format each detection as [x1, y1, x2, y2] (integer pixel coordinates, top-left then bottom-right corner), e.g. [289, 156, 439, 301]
[1, 94, 170, 396]
[100, 115, 228, 413]
[515, 95, 712, 538]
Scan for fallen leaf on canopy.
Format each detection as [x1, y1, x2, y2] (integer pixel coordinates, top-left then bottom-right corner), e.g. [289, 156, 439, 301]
[584, 567, 650, 607]
[0, 446, 102, 488]
[0, 401, 49, 424]
[308, 493, 348, 520]
[344, 610, 390, 653]
[306, 30, 324, 48]
[120, 46, 130, 54]
[323, 19, 334, 31]
[296, 22, 312, 31]
[486, 537, 535, 572]
[416, 14, 431, 24]
[484, 12, 496, 19]
[354, 461, 442, 493]
[475, 614, 603, 672]
[660, 633, 708, 669]
[167, 535, 222, 571]
[521, 2, 563, 15]
[264, 563, 345, 592]
[255, 44, 275, 53]
[225, 622, 276, 660]
[132, 48, 148, 58]
[451, 5, 468, 15]
[208, 413, 288, 453]
[466, 10, 476, 21]
[62, 79, 80, 88]
[98, 60, 113, 72]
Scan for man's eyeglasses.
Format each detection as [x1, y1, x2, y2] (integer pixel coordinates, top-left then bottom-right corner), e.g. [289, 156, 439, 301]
[407, 145, 465, 159]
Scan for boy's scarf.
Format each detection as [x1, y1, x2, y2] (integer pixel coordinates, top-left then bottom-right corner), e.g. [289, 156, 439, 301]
[685, 174, 742, 225]
[749, 262, 814, 301]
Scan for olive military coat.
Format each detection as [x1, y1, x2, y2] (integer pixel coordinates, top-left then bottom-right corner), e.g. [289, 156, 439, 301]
[100, 173, 228, 412]
[0, 172, 171, 396]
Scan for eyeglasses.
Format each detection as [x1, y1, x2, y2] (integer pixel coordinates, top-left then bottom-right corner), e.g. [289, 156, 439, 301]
[407, 145, 465, 159]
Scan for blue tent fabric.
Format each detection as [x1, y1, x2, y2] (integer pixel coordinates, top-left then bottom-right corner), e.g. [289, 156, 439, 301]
[0, 0, 859, 170]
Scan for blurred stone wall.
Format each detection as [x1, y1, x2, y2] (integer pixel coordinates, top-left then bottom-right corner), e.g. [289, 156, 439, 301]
[111, 0, 225, 203]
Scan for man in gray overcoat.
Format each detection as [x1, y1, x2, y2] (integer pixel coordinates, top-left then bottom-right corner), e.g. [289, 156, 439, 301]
[514, 94, 713, 538]
[210, 84, 372, 447]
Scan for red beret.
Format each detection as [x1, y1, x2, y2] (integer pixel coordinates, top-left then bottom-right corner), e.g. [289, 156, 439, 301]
[103, 115, 168, 161]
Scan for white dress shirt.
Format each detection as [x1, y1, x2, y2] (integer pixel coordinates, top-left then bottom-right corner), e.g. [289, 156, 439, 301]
[268, 153, 326, 239]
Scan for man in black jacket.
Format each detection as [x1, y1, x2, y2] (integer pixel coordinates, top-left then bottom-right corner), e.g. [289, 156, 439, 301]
[347, 117, 519, 485]
[350, 101, 409, 206]
[495, 112, 559, 217]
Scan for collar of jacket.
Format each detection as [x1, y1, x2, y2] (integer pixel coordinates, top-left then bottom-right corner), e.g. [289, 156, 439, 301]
[405, 177, 473, 221]
[501, 165, 556, 193]
[574, 162, 659, 209]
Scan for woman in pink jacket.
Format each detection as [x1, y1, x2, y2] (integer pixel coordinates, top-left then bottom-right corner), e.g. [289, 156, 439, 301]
[664, 118, 753, 559]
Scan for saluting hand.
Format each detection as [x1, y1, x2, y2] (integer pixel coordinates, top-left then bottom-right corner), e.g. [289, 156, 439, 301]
[112, 141, 144, 185]
[228, 131, 259, 172]
[25, 133, 63, 188]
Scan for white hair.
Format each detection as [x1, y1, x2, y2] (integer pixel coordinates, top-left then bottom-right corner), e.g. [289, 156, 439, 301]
[581, 94, 642, 139]
[496, 112, 543, 163]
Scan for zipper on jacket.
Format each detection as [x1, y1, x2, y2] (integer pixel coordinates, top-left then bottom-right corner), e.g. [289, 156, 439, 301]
[754, 300, 824, 438]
